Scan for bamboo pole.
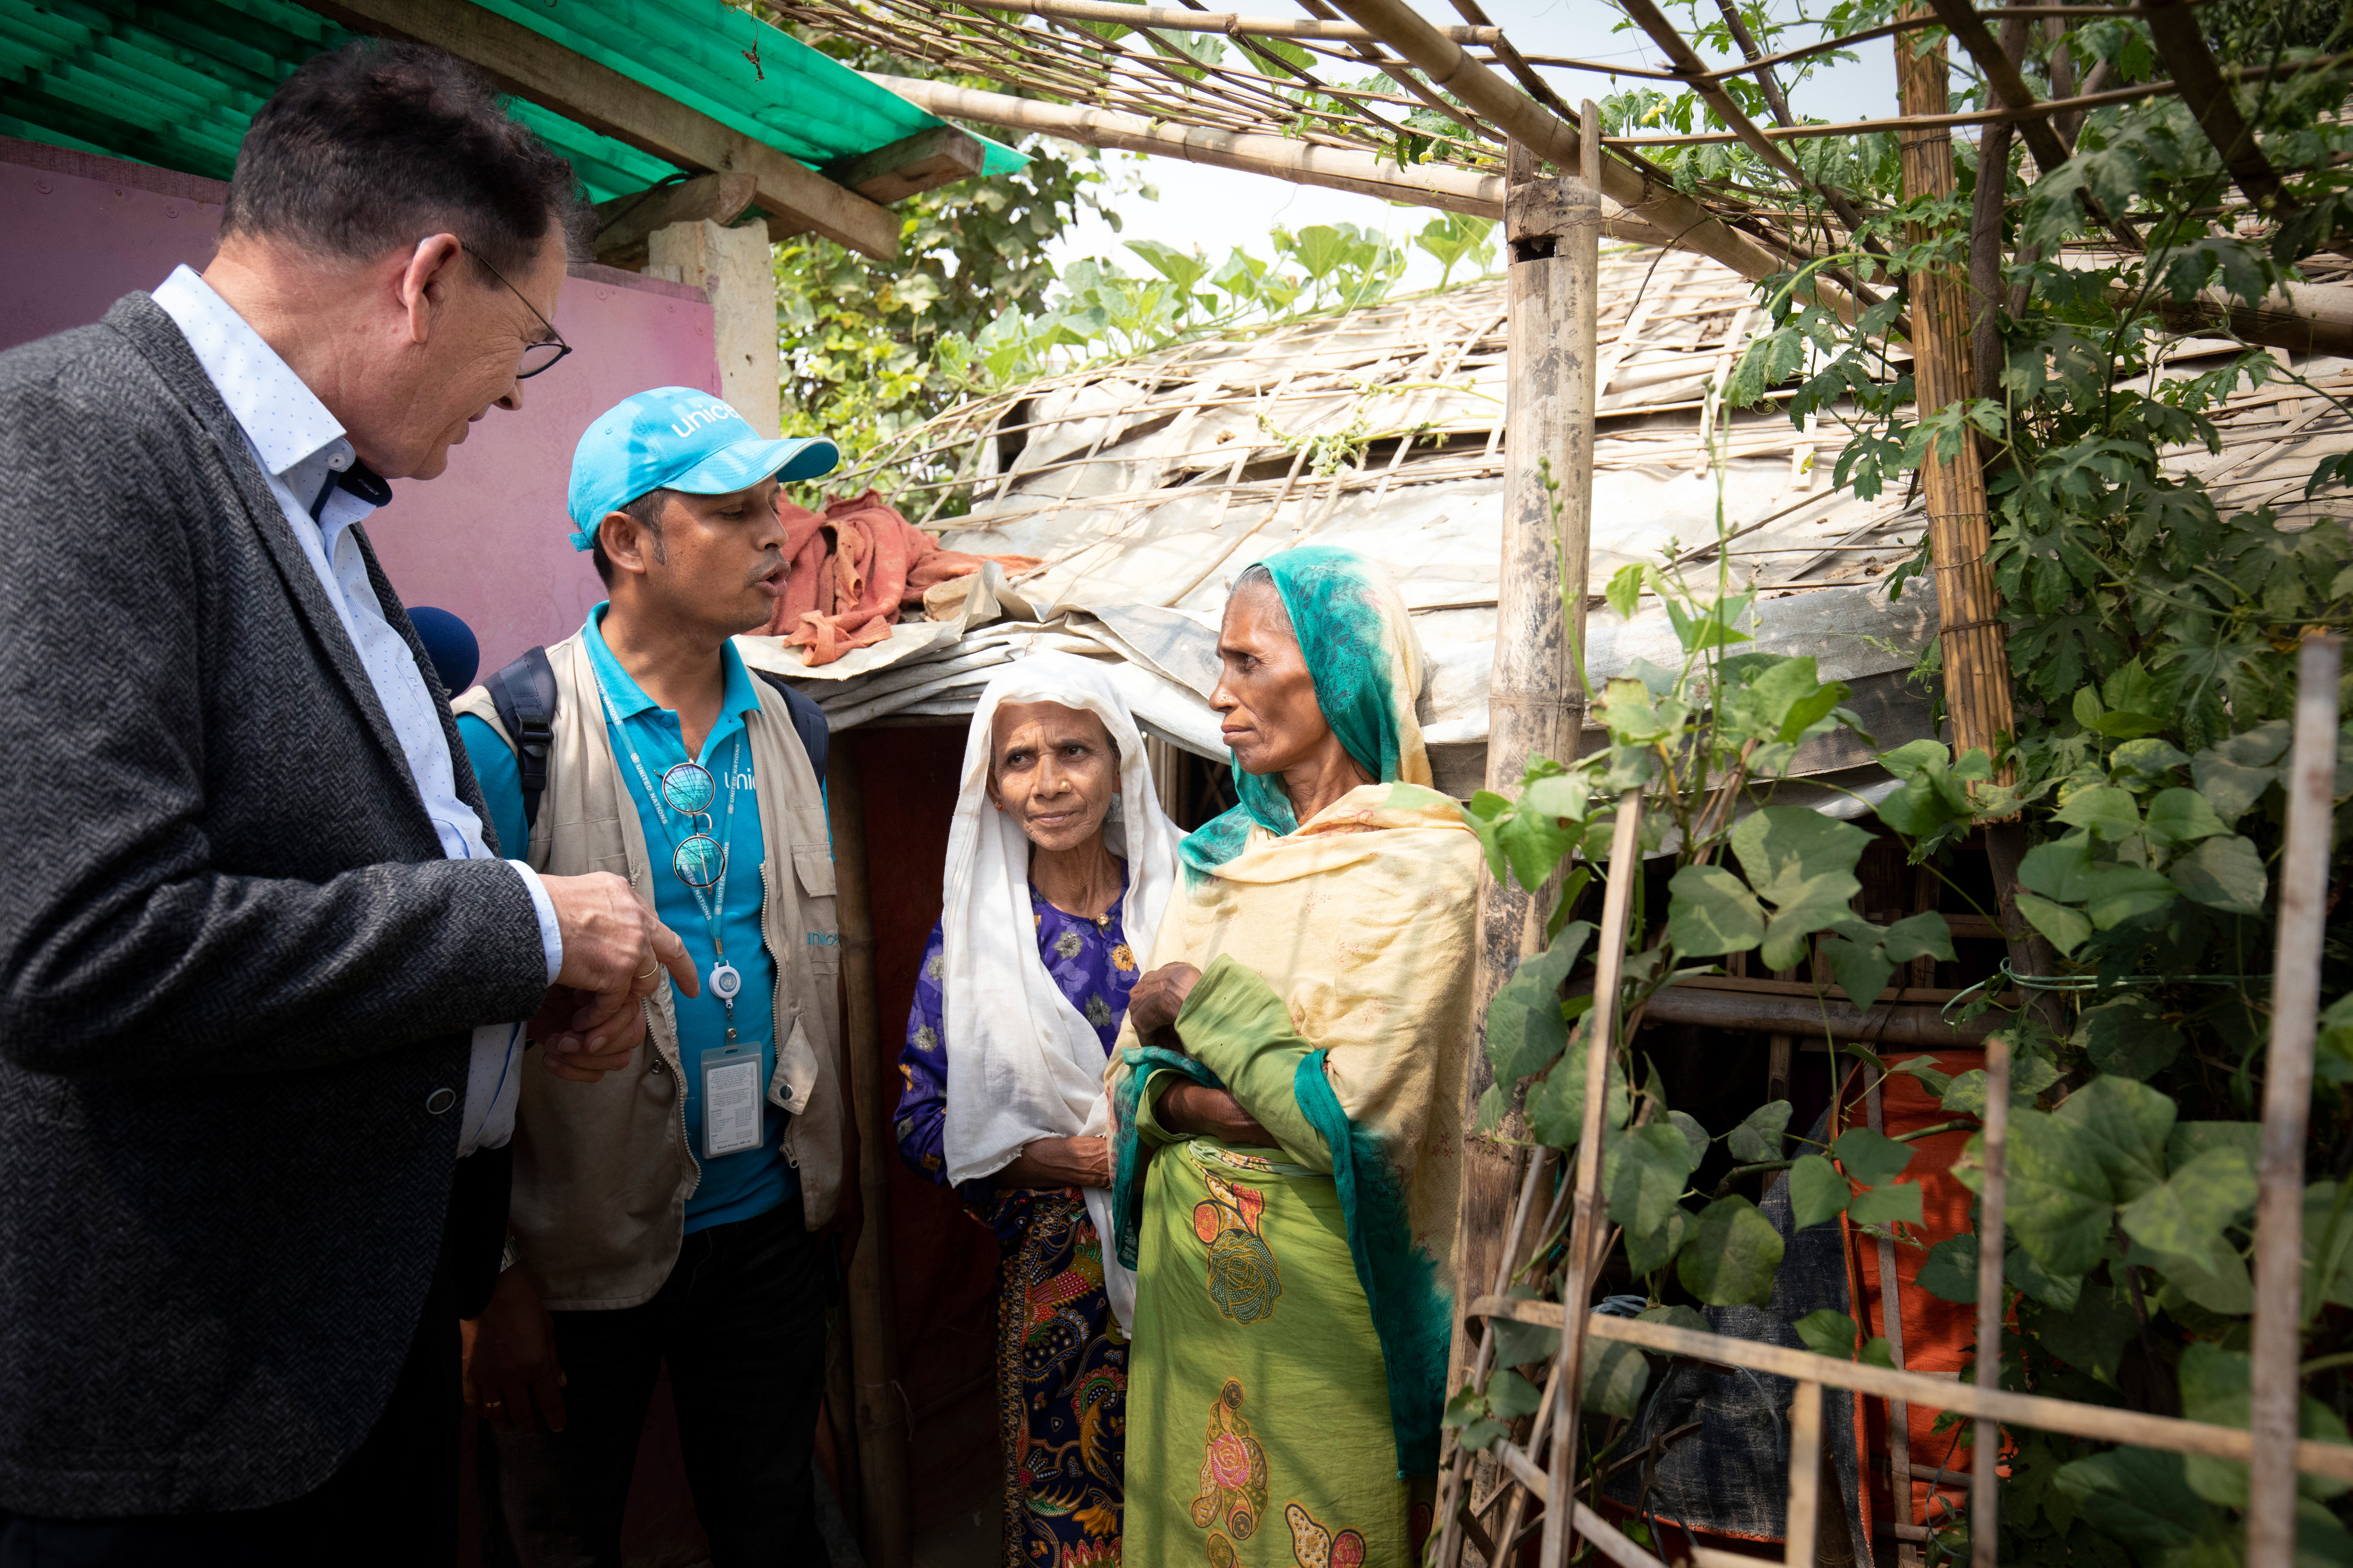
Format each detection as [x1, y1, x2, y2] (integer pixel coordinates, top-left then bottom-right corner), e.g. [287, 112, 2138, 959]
[1639, 983, 2002, 1045]
[2247, 633, 2344, 1567]
[1894, 14, 2018, 767]
[1544, 789, 1646, 1567]
[1785, 1380, 1825, 1567]
[825, 743, 915, 1568]
[866, 72, 1511, 221]
[1969, 1033, 2011, 1568]
[1449, 131, 1601, 1408]
[1314, 0, 1842, 311]
[1472, 1295, 2353, 1483]
[956, 0, 1502, 42]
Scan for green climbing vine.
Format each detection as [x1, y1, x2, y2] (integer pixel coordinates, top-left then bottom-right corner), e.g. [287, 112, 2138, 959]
[1442, 3, 2353, 1562]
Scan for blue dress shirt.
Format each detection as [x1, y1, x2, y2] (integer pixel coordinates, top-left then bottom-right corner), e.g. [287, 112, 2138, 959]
[151, 266, 563, 1157]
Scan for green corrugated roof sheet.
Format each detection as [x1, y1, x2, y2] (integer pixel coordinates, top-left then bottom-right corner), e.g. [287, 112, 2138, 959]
[0, 0, 1022, 206]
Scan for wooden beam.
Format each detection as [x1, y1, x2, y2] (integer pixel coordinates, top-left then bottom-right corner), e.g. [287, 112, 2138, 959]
[957, 0, 1503, 42]
[304, 0, 899, 261]
[1470, 1295, 2353, 1483]
[591, 171, 756, 269]
[1318, 0, 1857, 324]
[2142, 0, 2291, 214]
[869, 72, 1504, 219]
[1639, 982, 2001, 1046]
[824, 125, 986, 206]
[868, 72, 1680, 247]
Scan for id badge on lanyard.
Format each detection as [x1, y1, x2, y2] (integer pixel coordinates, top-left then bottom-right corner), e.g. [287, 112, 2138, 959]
[699, 1042, 765, 1157]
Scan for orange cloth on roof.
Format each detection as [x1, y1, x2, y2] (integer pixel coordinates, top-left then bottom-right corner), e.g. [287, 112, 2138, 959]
[764, 489, 1041, 666]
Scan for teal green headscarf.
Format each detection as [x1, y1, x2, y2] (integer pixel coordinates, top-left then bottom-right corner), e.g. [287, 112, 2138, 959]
[1179, 546, 1430, 875]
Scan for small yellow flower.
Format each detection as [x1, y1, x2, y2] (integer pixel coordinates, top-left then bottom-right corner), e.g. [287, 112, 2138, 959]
[1111, 943, 1136, 972]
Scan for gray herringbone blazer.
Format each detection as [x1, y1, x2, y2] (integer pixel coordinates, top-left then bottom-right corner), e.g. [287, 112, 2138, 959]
[0, 293, 549, 1515]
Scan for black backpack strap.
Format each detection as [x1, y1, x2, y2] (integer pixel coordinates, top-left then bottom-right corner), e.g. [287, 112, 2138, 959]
[755, 669, 830, 782]
[484, 646, 559, 834]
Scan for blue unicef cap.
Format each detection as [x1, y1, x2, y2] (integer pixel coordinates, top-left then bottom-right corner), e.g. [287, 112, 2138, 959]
[566, 387, 839, 551]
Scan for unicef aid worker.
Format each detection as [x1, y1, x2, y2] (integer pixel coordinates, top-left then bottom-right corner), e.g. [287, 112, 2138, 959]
[452, 389, 856, 1564]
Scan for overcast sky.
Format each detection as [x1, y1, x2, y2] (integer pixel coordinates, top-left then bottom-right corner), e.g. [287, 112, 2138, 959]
[1041, 0, 1898, 292]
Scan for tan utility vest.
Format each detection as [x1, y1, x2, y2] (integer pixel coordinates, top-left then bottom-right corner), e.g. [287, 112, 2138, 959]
[455, 633, 844, 1309]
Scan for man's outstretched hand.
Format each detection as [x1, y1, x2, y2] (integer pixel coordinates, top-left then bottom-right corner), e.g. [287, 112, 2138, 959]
[534, 873, 696, 1082]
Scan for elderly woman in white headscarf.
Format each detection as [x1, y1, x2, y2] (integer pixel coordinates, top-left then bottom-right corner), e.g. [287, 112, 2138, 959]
[895, 650, 1183, 1567]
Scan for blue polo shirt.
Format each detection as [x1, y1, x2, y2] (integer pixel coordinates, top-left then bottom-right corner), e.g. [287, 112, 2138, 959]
[458, 606, 794, 1233]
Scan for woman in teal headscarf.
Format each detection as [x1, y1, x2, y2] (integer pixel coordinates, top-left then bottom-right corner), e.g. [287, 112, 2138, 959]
[1102, 547, 1484, 1568]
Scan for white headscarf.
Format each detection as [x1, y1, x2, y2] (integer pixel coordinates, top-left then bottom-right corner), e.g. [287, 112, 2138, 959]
[939, 651, 1182, 1332]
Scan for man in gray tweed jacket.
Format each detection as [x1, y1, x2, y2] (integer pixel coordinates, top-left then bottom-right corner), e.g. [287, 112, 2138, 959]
[0, 42, 695, 1566]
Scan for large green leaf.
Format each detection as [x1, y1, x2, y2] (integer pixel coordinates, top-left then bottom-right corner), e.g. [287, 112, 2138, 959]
[2052, 1449, 2217, 1556]
[2008, 1245, 2082, 1310]
[2054, 783, 2142, 840]
[2120, 1145, 2256, 1273]
[1916, 1234, 1978, 1303]
[2032, 1282, 2138, 1384]
[1760, 890, 1858, 970]
[1941, 1052, 2062, 1115]
[1489, 1309, 1559, 1370]
[1525, 1036, 1630, 1149]
[1497, 806, 1580, 894]
[2002, 1113, 2118, 1277]
[2169, 833, 2268, 916]
[1727, 1100, 1792, 1163]
[2016, 892, 2094, 956]
[1665, 865, 1766, 957]
[1848, 1181, 1924, 1227]
[2017, 832, 2095, 901]
[1792, 1307, 1861, 1357]
[1579, 1339, 1651, 1417]
[1625, 1203, 1691, 1277]
[1881, 912, 1956, 963]
[2175, 1342, 2352, 1505]
[1788, 1153, 1851, 1230]
[2168, 1120, 2261, 1170]
[2079, 864, 2181, 930]
[1729, 807, 1870, 907]
[1832, 1127, 1914, 1187]
[1677, 1196, 1784, 1306]
[2192, 725, 2284, 823]
[2075, 993, 2185, 1079]
[2054, 1075, 2175, 1202]
[1818, 933, 1894, 1009]
[1607, 1122, 1704, 1240]
[1484, 922, 1592, 1086]
[2305, 1181, 2353, 1315]
[2142, 786, 2229, 850]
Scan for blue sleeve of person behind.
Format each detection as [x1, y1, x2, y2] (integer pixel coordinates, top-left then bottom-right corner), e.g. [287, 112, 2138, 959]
[457, 711, 531, 862]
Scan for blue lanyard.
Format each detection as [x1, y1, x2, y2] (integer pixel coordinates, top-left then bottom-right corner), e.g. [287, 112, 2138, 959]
[591, 672, 752, 1037]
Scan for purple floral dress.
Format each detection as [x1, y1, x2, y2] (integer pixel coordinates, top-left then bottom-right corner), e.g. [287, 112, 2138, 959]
[896, 875, 1140, 1567]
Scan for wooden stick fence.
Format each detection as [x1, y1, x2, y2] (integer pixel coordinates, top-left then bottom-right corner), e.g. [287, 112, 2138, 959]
[1434, 637, 2349, 1566]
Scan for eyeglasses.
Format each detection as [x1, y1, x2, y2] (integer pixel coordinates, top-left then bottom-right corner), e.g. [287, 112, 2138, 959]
[657, 760, 728, 889]
[459, 241, 572, 380]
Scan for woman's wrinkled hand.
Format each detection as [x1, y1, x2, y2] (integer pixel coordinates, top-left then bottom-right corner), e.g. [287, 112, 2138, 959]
[998, 1135, 1113, 1192]
[1157, 1083, 1275, 1147]
[1128, 962, 1204, 1050]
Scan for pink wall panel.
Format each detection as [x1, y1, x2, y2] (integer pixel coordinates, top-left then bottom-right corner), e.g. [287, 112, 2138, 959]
[0, 137, 719, 676]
